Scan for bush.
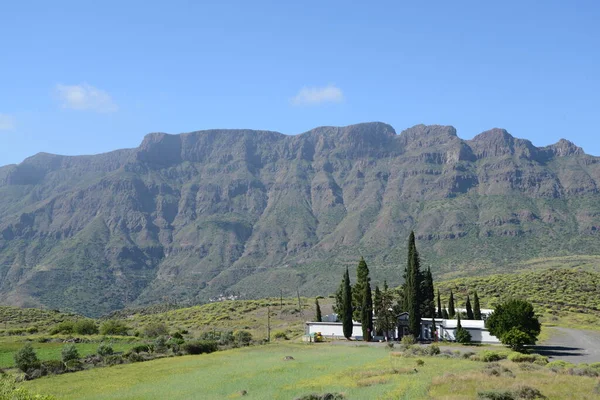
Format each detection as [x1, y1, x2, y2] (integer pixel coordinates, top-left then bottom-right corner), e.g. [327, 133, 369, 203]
[234, 330, 253, 346]
[502, 328, 532, 352]
[482, 363, 515, 378]
[182, 340, 218, 355]
[14, 344, 40, 373]
[508, 352, 548, 364]
[97, 344, 114, 356]
[73, 319, 98, 335]
[40, 360, 65, 375]
[50, 320, 75, 335]
[401, 335, 416, 348]
[427, 344, 440, 356]
[99, 320, 129, 336]
[199, 330, 234, 345]
[456, 328, 472, 344]
[0, 375, 57, 399]
[143, 322, 169, 338]
[61, 344, 79, 363]
[64, 359, 83, 371]
[294, 394, 345, 400]
[415, 359, 425, 366]
[273, 331, 288, 340]
[154, 336, 168, 353]
[477, 390, 515, 400]
[131, 344, 151, 354]
[104, 355, 125, 366]
[128, 352, 144, 363]
[480, 351, 508, 362]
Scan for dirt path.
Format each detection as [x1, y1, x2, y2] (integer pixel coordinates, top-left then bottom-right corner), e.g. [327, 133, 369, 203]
[534, 327, 600, 364]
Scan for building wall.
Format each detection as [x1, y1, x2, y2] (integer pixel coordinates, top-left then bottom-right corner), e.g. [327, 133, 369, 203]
[306, 322, 362, 339]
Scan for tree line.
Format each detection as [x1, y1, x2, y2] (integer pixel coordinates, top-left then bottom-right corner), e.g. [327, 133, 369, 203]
[325, 231, 484, 341]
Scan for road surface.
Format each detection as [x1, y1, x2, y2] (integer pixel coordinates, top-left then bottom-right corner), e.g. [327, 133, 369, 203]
[534, 327, 600, 364]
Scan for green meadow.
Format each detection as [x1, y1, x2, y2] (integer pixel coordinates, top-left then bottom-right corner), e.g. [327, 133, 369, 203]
[24, 343, 600, 400]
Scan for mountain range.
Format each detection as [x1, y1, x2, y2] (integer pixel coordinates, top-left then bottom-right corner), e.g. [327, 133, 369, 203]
[1, 122, 599, 316]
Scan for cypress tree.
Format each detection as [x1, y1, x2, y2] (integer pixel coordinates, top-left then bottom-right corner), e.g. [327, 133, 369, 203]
[353, 257, 369, 322]
[404, 232, 422, 337]
[361, 282, 373, 341]
[442, 306, 449, 319]
[465, 295, 474, 320]
[315, 298, 322, 322]
[457, 312, 462, 329]
[448, 290, 456, 318]
[473, 291, 482, 320]
[431, 316, 437, 341]
[437, 290, 443, 318]
[373, 285, 382, 336]
[342, 267, 353, 339]
[420, 267, 435, 318]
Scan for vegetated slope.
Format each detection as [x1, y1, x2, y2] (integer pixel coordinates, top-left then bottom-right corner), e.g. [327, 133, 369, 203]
[437, 267, 600, 329]
[0, 306, 80, 330]
[1, 122, 600, 316]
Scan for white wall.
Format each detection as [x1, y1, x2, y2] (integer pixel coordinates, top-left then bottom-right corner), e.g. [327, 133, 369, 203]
[306, 322, 362, 339]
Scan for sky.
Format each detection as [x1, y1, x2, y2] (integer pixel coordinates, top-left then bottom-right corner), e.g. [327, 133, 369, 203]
[1, 1, 599, 165]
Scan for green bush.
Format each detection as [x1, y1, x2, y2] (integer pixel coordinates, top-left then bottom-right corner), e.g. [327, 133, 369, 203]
[104, 355, 125, 366]
[480, 351, 507, 362]
[233, 330, 253, 346]
[294, 393, 345, 400]
[143, 322, 169, 338]
[131, 344, 151, 354]
[61, 344, 79, 362]
[0, 376, 57, 399]
[14, 344, 40, 373]
[50, 320, 75, 335]
[182, 340, 218, 355]
[273, 331, 288, 340]
[99, 320, 129, 336]
[501, 328, 532, 352]
[154, 336, 168, 353]
[40, 360, 66, 375]
[456, 328, 472, 344]
[477, 390, 515, 400]
[64, 359, 83, 371]
[508, 352, 548, 364]
[401, 335, 416, 348]
[74, 319, 98, 335]
[97, 344, 114, 356]
[427, 344, 441, 356]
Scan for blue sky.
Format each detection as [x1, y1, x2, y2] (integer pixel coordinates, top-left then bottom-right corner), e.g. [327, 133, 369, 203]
[1, 1, 599, 165]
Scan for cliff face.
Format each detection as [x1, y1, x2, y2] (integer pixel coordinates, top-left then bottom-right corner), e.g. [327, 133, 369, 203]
[0, 122, 599, 316]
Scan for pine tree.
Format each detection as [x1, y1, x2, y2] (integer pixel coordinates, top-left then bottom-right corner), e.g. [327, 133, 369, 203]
[404, 232, 422, 337]
[353, 257, 369, 322]
[465, 295, 474, 320]
[448, 290, 456, 318]
[437, 290, 443, 318]
[342, 267, 353, 339]
[473, 291, 482, 320]
[315, 298, 322, 322]
[420, 267, 435, 318]
[361, 282, 373, 341]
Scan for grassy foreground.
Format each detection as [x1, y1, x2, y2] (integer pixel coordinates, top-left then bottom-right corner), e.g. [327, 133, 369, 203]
[24, 343, 599, 400]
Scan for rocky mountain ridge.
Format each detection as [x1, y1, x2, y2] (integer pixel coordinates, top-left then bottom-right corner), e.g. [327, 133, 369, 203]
[0, 122, 598, 316]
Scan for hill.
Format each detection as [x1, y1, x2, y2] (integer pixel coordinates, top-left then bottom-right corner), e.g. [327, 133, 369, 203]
[1, 122, 600, 315]
[437, 266, 600, 329]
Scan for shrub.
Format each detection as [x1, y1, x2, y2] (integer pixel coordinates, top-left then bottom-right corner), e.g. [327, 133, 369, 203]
[154, 336, 168, 353]
[401, 335, 416, 349]
[508, 352, 548, 364]
[234, 330, 253, 346]
[0, 375, 57, 399]
[482, 363, 515, 378]
[131, 344, 151, 354]
[480, 351, 507, 362]
[14, 344, 40, 373]
[512, 386, 546, 399]
[97, 344, 114, 356]
[294, 394, 345, 400]
[462, 351, 476, 359]
[182, 340, 218, 355]
[40, 360, 65, 375]
[273, 331, 288, 340]
[128, 352, 144, 363]
[171, 331, 184, 340]
[50, 320, 75, 335]
[501, 328, 531, 352]
[99, 320, 129, 336]
[64, 359, 83, 371]
[477, 390, 515, 400]
[104, 355, 125, 366]
[416, 359, 425, 366]
[73, 319, 98, 335]
[456, 328, 472, 344]
[61, 344, 79, 363]
[427, 344, 440, 356]
[143, 322, 169, 338]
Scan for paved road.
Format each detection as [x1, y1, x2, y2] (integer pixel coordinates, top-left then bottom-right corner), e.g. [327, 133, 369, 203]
[534, 327, 600, 364]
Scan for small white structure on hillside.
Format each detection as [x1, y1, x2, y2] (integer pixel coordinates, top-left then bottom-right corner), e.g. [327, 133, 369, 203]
[421, 318, 499, 343]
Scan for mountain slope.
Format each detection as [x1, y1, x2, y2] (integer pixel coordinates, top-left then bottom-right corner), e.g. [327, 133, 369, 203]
[1, 123, 599, 316]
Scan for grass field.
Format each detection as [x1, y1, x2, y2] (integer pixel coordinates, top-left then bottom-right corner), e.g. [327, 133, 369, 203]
[23, 343, 600, 400]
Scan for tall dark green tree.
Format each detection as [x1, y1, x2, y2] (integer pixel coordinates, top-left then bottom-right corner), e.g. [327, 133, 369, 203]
[448, 290, 456, 318]
[465, 295, 474, 320]
[420, 267, 435, 318]
[442, 306, 449, 319]
[353, 257, 370, 322]
[315, 298, 322, 322]
[404, 232, 422, 337]
[376, 281, 396, 340]
[486, 299, 541, 349]
[437, 290, 443, 319]
[341, 267, 353, 339]
[373, 285, 382, 336]
[361, 282, 373, 341]
[473, 291, 482, 320]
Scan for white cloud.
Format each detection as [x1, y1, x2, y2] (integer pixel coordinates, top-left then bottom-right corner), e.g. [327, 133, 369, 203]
[291, 84, 344, 106]
[0, 114, 15, 131]
[55, 83, 118, 113]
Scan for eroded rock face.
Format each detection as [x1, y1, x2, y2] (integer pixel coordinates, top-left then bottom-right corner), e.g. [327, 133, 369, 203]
[0, 122, 599, 316]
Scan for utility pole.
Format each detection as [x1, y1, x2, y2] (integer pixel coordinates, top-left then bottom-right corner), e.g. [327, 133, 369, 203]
[267, 306, 271, 343]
